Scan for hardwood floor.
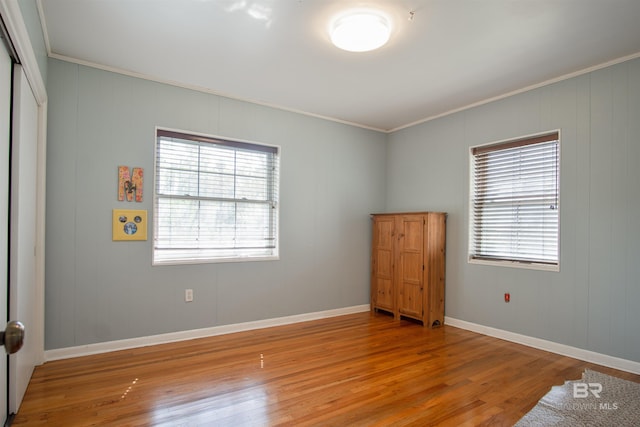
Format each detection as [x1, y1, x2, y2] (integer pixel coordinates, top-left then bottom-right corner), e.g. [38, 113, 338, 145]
[13, 312, 640, 426]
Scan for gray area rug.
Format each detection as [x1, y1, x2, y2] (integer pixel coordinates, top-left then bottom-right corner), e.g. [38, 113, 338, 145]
[515, 369, 640, 426]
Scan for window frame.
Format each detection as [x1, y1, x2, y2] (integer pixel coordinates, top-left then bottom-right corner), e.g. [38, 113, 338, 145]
[468, 130, 561, 272]
[153, 127, 280, 266]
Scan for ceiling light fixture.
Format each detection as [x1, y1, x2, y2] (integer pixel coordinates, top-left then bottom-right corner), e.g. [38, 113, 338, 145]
[330, 10, 391, 52]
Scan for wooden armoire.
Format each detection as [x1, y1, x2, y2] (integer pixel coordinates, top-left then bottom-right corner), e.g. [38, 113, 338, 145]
[370, 212, 446, 327]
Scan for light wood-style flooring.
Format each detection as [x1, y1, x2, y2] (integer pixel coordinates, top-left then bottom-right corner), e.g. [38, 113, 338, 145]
[13, 312, 640, 426]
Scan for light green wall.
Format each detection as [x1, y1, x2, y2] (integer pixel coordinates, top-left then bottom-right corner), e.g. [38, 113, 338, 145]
[44, 59, 387, 349]
[387, 58, 640, 363]
[18, 0, 47, 84]
[44, 49, 640, 363]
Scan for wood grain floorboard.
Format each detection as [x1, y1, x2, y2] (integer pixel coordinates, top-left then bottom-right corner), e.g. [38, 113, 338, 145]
[13, 312, 640, 426]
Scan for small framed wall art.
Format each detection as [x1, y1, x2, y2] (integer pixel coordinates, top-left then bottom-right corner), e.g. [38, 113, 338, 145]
[112, 209, 148, 241]
[118, 166, 144, 202]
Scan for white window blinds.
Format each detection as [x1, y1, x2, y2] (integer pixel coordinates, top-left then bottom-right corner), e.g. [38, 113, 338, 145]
[469, 132, 559, 267]
[154, 129, 279, 265]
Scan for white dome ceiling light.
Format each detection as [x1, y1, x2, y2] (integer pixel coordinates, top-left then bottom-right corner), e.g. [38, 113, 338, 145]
[330, 10, 392, 52]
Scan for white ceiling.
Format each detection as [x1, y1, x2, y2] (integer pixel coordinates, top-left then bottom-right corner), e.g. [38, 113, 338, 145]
[38, 0, 640, 132]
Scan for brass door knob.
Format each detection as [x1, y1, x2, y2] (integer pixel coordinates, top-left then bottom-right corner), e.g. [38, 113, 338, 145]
[1, 320, 25, 354]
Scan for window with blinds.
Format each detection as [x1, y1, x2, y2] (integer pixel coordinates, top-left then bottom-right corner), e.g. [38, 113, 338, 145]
[469, 131, 560, 269]
[153, 129, 280, 265]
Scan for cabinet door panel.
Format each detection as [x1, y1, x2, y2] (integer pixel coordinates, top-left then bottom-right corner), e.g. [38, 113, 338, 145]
[375, 278, 394, 310]
[401, 252, 422, 283]
[375, 249, 392, 277]
[375, 219, 394, 248]
[372, 216, 395, 314]
[401, 219, 423, 252]
[397, 216, 424, 319]
[399, 280, 422, 317]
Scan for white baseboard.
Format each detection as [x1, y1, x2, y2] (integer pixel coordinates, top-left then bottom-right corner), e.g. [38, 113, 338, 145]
[45, 305, 370, 361]
[46, 308, 640, 375]
[445, 316, 640, 375]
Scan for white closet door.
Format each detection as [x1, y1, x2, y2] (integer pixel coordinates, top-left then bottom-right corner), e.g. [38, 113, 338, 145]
[0, 33, 12, 425]
[9, 63, 38, 414]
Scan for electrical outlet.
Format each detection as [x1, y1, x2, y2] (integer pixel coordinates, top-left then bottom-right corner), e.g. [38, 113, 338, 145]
[185, 289, 194, 302]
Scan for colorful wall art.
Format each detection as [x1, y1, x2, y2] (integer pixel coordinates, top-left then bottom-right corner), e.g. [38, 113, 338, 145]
[118, 166, 144, 202]
[112, 209, 147, 241]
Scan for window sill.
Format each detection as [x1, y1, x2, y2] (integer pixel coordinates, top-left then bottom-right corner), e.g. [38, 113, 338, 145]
[153, 255, 280, 266]
[468, 257, 559, 272]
